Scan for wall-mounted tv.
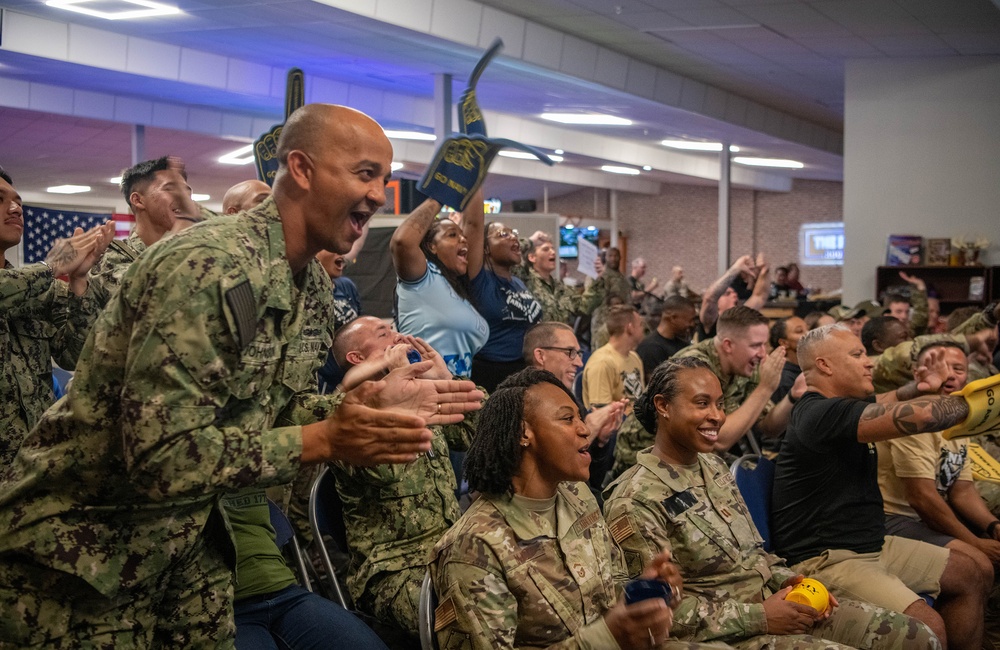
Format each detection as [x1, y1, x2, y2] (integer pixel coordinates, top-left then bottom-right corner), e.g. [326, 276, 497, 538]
[559, 225, 600, 259]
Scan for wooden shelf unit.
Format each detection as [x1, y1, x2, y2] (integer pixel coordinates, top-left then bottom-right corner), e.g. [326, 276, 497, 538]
[875, 266, 997, 311]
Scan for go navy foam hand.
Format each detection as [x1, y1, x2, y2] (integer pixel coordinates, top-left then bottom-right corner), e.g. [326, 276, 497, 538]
[419, 134, 553, 211]
[459, 38, 504, 137]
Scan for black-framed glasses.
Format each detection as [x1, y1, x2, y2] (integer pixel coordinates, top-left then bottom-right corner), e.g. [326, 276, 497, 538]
[540, 346, 583, 361]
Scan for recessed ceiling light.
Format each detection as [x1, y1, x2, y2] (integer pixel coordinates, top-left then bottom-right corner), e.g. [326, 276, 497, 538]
[218, 144, 254, 165]
[661, 140, 739, 152]
[642, 165, 652, 171]
[498, 150, 563, 162]
[601, 165, 640, 175]
[734, 157, 804, 169]
[541, 113, 632, 126]
[391, 162, 404, 171]
[383, 130, 436, 141]
[554, 149, 564, 155]
[47, 185, 91, 194]
[46, 0, 180, 20]
[109, 176, 122, 184]
[191, 193, 210, 201]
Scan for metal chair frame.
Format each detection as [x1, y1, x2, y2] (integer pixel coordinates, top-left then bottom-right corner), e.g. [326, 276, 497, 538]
[266, 498, 313, 592]
[307, 465, 350, 608]
[418, 570, 439, 650]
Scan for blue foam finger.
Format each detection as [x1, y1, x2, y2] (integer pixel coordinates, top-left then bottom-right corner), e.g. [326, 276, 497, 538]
[460, 38, 504, 137]
[419, 134, 499, 211]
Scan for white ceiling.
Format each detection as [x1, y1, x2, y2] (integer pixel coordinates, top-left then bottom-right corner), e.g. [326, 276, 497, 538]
[1, 0, 998, 208]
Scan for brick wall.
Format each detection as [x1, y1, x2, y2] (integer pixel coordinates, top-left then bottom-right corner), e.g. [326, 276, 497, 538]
[549, 179, 844, 297]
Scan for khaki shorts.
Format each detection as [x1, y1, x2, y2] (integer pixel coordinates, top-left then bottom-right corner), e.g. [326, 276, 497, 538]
[791, 535, 950, 615]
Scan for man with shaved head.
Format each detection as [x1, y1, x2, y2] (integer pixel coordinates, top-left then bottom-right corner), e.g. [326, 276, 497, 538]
[0, 104, 483, 647]
[327, 316, 478, 640]
[772, 324, 987, 650]
[222, 179, 272, 214]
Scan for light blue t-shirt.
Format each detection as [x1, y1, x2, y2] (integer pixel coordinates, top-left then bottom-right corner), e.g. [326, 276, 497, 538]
[396, 261, 488, 378]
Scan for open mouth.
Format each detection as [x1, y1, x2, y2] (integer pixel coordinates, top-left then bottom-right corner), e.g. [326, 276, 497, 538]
[578, 444, 591, 460]
[457, 248, 469, 261]
[351, 211, 372, 228]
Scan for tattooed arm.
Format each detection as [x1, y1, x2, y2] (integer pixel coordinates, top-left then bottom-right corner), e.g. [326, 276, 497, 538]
[699, 254, 753, 329]
[43, 223, 113, 281]
[856, 396, 969, 443]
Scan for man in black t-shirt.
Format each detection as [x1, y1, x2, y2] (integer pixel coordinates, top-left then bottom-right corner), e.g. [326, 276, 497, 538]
[771, 324, 987, 650]
[636, 295, 696, 377]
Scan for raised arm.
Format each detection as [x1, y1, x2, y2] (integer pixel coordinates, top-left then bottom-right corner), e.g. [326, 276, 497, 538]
[899, 271, 929, 335]
[700, 255, 752, 328]
[389, 198, 442, 282]
[744, 263, 771, 311]
[717, 347, 785, 450]
[462, 189, 485, 280]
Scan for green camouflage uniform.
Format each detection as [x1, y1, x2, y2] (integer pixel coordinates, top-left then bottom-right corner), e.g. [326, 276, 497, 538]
[905, 287, 928, 338]
[331, 413, 477, 636]
[0, 262, 97, 467]
[525, 267, 605, 325]
[0, 197, 339, 647]
[595, 269, 631, 305]
[872, 310, 993, 393]
[88, 230, 145, 307]
[604, 452, 941, 650]
[430, 481, 725, 650]
[88, 206, 216, 307]
[608, 414, 650, 483]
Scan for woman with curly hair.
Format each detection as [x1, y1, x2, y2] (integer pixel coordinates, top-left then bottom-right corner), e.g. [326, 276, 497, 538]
[603, 357, 939, 650]
[391, 196, 488, 378]
[430, 367, 696, 650]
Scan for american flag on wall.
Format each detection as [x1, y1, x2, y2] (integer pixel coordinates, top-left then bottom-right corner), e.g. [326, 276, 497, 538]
[21, 205, 135, 263]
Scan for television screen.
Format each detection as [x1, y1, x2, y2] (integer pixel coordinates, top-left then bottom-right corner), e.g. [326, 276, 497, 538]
[559, 226, 600, 258]
[799, 222, 844, 266]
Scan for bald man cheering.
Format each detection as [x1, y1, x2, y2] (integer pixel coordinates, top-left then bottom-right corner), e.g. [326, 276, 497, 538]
[0, 104, 482, 647]
[771, 324, 986, 650]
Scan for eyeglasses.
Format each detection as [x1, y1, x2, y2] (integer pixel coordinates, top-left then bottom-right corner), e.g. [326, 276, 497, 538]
[490, 227, 519, 240]
[540, 346, 583, 361]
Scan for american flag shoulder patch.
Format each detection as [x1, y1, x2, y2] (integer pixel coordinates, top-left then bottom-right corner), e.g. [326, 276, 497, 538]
[608, 515, 635, 544]
[434, 596, 458, 632]
[225, 279, 257, 351]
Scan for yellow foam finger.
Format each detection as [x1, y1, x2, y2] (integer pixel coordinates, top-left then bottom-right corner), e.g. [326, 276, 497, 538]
[943, 374, 1000, 440]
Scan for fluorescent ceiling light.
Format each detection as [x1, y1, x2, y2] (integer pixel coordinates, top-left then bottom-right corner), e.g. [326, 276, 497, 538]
[391, 162, 404, 171]
[109, 176, 122, 184]
[642, 165, 652, 171]
[661, 140, 739, 152]
[554, 149, 564, 155]
[498, 150, 563, 162]
[541, 113, 632, 126]
[218, 144, 254, 165]
[383, 130, 436, 141]
[191, 193, 210, 201]
[601, 165, 640, 175]
[47, 185, 90, 194]
[46, 0, 180, 20]
[734, 157, 804, 169]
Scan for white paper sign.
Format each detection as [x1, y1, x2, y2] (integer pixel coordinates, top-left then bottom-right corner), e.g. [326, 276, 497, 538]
[577, 236, 598, 280]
